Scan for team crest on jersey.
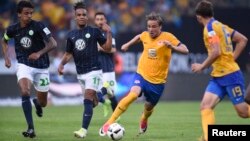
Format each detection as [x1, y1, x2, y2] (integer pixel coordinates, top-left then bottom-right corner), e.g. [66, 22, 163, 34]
[85, 33, 91, 38]
[20, 37, 32, 48]
[148, 49, 157, 57]
[29, 30, 34, 36]
[75, 39, 86, 50]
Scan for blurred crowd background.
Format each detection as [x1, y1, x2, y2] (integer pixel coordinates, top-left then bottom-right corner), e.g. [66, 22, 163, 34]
[0, 0, 250, 104]
[1, 0, 250, 52]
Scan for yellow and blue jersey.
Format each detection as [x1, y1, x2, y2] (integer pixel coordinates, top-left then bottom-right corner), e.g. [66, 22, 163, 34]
[137, 31, 181, 84]
[203, 18, 239, 77]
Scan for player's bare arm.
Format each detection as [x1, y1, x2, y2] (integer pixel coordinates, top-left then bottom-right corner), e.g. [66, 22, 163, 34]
[192, 40, 220, 73]
[58, 52, 73, 75]
[163, 41, 189, 54]
[121, 34, 141, 52]
[100, 23, 112, 52]
[28, 37, 57, 60]
[231, 31, 248, 60]
[1, 37, 11, 68]
[98, 42, 116, 53]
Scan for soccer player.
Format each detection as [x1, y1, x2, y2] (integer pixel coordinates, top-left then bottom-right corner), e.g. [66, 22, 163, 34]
[1, 0, 57, 138]
[57, 1, 112, 138]
[94, 12, 118, 117]
[192, 1, 250, 141]
[245, 83, 250, 104]
[99, 12, 189, 136]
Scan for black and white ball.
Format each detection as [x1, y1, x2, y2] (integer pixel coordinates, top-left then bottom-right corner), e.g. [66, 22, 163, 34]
[107, 123, 125, 140]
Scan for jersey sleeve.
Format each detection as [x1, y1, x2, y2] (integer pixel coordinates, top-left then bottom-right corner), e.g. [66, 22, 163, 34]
[206, 22, 220, 44]
[166, 33, 181, 46]
[225, 25, 236, 38]
[3, 26, 15, 41]
[112, 37, 116, 48]
[65, 33, 74, 53]
[37, 22, 52, 42]
[95, 28, 106, 46]
[139, 31, 147, 42]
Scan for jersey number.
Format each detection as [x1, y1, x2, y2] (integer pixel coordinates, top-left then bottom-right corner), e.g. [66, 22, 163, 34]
[40, 78, 49, 86]
[93, 77, 101, 85]
[222, 26, 233, 52]
[232, 86, 242, 97]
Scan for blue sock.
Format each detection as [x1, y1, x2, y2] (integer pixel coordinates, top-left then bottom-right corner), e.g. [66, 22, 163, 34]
[97, 92, 105, 103]
[21, 96, 34, 129]
[101, 87, 107, 96]
[82, 99, 93, 129]
[109, 96, 118, 111]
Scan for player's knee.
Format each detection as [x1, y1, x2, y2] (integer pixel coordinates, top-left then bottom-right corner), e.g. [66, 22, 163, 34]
[20, 88, 31, 96]
[200, 103, 212, 110]
[93, 99, 98, 107]
[39, 101, 47, 107]
[237, 112, 249, 118]
[244, 97, 250, 105]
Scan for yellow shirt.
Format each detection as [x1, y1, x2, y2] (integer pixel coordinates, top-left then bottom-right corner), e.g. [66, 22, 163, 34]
[137, 31, 180, 84]
[203, 18, 239, 77]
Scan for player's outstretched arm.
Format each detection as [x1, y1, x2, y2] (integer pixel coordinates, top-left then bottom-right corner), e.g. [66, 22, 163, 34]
[1, 36, 11, 68]
[164, 41, 189, 54]
[121, 34, 141, 52]
[58, 52, 72, 75]
[100, 23, 112, 52]
[192, 38, 220, 73]
[29, 37, 57, 60]
[232, 31, 248, 60]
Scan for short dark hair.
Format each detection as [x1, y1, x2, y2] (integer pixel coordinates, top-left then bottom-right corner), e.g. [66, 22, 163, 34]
[146, 12, 163, 26]
[95, 12, 106, 18]
[74, 1, 86, 11]
[17, 0, 34, 13]
[195, 0, 214, 18]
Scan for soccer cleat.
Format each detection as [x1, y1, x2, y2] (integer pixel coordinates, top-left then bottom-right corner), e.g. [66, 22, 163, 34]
[139, 120, 148, 134]
[103, 82, 114, 97]
[22, 129, 36, 138]
[103, 99, 111, 117]
[99, 123, 110, 136]
[33, 98, 43, 117]
[73, 128, 87, 138]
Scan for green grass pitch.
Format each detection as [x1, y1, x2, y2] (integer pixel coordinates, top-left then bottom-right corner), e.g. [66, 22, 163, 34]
[0, 101, 249, 141]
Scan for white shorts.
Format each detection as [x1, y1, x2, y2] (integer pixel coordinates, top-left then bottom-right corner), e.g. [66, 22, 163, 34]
[77, 70, 103, 92]
[103, 71, 116, 93]
[16, 63, 50, 92]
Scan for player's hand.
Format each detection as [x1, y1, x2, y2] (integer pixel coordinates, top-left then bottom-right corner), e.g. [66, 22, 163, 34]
[121, 43, 129, 52]
[162, 40, 174, 49]
[101, 23, 111, 33]
[28, 52, 41, 60]
[4, 57, 11, 68]
[191, 63, 203, 73]
[58, 64, 64, 75]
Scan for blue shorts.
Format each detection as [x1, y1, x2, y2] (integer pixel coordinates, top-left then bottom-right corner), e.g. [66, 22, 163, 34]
[206, 71, 246, 105]
[132, 73, 165, 105]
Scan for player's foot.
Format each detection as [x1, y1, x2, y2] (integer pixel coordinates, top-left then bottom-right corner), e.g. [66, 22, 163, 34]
[22, 129, 36, 138]
[74, 128, 87, 138]
[103, 82, 114, 97]
[99, 123, 110, 136]
[139, 119, 147, 134]
[33, 98, 43, 117]
[103, 99, 111, 117]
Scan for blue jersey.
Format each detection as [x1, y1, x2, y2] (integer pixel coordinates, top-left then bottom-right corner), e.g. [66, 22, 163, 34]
[4, 20, 51, 68]
[66, 26, 106, 74]
[98, 32, 116, 72]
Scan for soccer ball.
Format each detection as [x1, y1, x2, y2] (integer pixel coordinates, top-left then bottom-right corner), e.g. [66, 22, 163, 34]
[107, 123, 125, 141]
